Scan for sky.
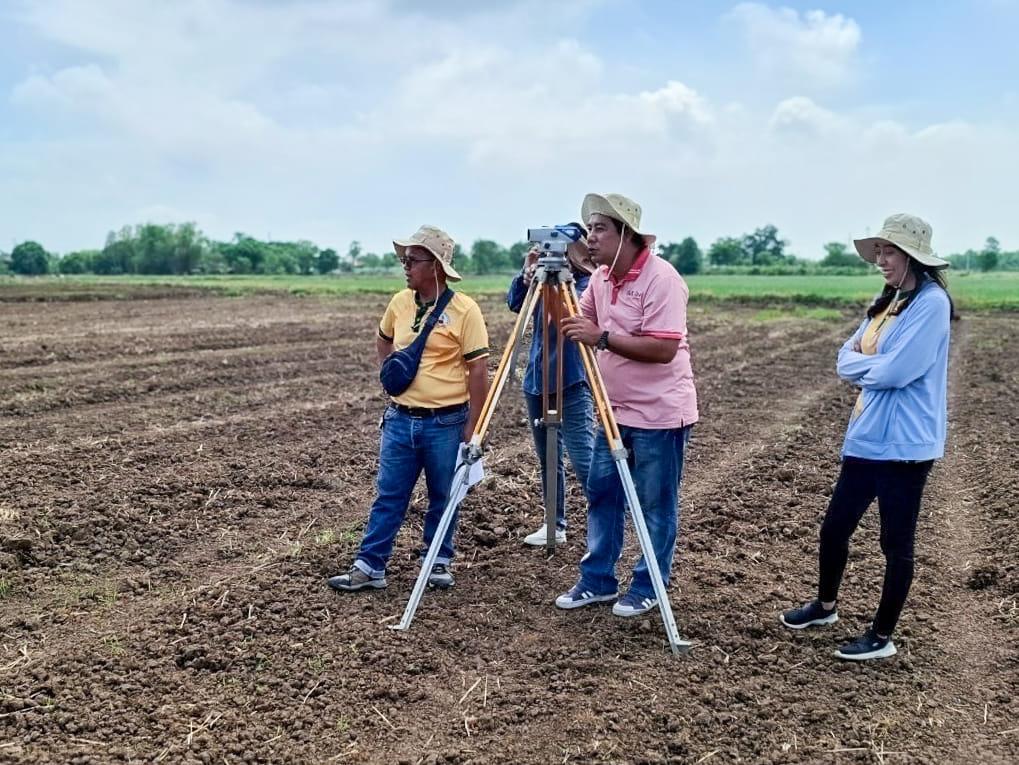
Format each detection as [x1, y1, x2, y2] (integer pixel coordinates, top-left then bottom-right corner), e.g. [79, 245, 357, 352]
[2, 0, 1018, 260]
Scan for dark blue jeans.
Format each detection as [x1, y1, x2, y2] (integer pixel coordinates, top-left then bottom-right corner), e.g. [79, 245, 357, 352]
[818, 456, 933, 635]
[354, 404, 467, 577]
[523, 382, 595, 530]
[579, 424, 692, 600]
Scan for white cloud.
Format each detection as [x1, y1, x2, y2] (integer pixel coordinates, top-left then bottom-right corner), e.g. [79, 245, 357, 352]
[11, 64, 116, 112]
[636, 81, 713, 127]
[391, 41, 713, 168]
[393, 38, 603, 138]
[769, 96, 841, 135]
[727, 3, 861, 90]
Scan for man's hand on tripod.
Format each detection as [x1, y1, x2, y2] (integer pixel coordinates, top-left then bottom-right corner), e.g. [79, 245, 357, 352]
[561, 315, 601, 347]
[521, 247, 540, 286]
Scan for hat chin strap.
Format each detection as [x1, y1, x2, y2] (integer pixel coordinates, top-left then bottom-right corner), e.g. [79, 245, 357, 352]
[604, 223, 627, 281]
[888, 259, 913, 307]
[895, 268, 907, 290]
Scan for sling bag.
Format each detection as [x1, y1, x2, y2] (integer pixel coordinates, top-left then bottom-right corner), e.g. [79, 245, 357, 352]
[379, 288, 455, 397]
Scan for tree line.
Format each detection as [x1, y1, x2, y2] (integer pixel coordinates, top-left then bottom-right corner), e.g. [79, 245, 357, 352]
[2, 223, 1016, 277]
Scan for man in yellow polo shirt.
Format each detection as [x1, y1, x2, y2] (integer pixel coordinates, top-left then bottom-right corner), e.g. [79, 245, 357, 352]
[328, 225, 489, 592]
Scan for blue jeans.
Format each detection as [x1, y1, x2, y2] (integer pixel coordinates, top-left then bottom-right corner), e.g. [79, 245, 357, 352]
[523, 382, 595, 530]
[354, 404, 467, 577]
[579, 424, 691, 600]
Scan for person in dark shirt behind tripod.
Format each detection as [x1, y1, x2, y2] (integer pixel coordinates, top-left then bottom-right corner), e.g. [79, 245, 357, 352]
[506, 223, 596, 548]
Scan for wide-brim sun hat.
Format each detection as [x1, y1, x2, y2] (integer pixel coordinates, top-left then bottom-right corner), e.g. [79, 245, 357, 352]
[565, 221, 596, 275]
[853, 213, 949, 269]
[393, 224, 462, 281]
[581, 193, 657, 249]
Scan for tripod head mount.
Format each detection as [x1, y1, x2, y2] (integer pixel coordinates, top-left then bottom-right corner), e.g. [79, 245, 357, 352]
[534, 254, 574, 285]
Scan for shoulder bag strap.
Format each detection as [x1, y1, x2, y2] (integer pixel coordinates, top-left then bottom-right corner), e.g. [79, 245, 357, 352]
[416, 288, 454, 343]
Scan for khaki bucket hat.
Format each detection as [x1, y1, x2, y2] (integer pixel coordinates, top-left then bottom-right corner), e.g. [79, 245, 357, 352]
[853, 213, 949, 269]
[393, 225, 462, 282]
[581, 193, 657, 249]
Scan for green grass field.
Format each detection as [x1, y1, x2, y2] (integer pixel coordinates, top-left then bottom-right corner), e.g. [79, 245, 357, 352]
[685, 272, 1019, 310]
[4, 271, 1018, 309]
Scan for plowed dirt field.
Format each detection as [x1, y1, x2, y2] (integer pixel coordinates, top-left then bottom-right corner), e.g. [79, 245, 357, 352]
[1, 286, 1016, 764]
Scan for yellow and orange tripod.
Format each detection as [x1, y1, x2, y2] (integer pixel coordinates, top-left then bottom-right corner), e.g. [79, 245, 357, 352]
[390, 253, 691, 655]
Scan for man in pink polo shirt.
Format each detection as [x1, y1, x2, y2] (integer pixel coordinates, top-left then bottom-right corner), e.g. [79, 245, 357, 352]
[557, 192, 698, 617]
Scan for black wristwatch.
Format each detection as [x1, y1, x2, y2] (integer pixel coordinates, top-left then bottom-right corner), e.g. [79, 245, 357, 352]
[595, 331, 610, 351]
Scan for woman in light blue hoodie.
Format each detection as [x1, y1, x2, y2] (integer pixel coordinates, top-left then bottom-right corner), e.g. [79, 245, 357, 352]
[781, 214, 954, 661]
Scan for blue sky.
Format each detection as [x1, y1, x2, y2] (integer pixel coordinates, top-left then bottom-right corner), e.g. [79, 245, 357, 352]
[2, 0, 1018, 259]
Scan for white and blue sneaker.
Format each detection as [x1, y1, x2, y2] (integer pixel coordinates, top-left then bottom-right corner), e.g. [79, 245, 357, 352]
[555, 583, 618, 610]
[612, 592, 658, 617]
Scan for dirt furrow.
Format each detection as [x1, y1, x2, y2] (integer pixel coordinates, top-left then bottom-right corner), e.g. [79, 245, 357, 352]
[1, 292, 1015, 765]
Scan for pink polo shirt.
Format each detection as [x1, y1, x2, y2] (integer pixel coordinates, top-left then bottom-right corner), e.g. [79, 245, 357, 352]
[579, 249, 698, 430]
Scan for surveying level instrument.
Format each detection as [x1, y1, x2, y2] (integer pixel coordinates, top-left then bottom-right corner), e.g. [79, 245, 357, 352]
[389, 229, 692, 656]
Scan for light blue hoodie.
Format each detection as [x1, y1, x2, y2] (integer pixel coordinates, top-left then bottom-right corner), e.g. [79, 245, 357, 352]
[836, 277, 951, 461]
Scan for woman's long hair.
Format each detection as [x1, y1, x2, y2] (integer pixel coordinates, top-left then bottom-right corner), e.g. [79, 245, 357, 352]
[866, 256, 959, 320]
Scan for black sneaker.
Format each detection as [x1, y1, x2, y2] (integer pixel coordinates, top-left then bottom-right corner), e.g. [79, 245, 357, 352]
[327, 566, 387, 592]
[834, 628, 897, 661]
[780, 599, 839, 630]
[427, 564, 455, 590]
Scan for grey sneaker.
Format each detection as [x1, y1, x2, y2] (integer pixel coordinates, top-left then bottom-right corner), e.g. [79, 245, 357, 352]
[327, 566, 387, 592]
[427, 564, 455, 590]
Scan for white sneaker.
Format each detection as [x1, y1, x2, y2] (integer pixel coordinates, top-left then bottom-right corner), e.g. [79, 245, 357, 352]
[555, 583, 618, 609]
[523, 524, 566, 546]
[612, 592, 658, 617]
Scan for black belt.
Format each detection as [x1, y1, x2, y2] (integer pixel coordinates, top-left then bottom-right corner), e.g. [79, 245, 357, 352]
[392, 402, 467, 418]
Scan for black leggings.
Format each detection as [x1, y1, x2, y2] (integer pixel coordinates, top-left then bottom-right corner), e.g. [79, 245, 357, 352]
[818, 457, 933, 636]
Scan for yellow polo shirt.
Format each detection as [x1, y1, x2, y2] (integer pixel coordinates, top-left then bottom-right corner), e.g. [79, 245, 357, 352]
[379, 289, 489, 408]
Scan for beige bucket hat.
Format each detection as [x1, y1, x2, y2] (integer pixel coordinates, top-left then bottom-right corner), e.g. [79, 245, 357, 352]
[393, 224, 462, 281]
[581, 193, 657, 249]
[565, 221, 596, 275]
[853, 213, 949, 269]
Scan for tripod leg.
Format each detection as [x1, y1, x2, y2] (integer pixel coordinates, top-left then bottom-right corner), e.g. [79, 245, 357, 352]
[541, 280, 562, 556]
[560, 286, 617, 442]
[471, 278, 543, 448]
[506, 322, 527, 385]
[507, 278, 536, 386]
[544, 422, 559, 556]
[389, 461, 470, 631]
[561, 283, 691, 655]
[616, 460, 691, 654]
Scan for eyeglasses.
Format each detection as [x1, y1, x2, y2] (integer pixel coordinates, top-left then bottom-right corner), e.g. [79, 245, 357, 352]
[400, 256, 433, 267]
